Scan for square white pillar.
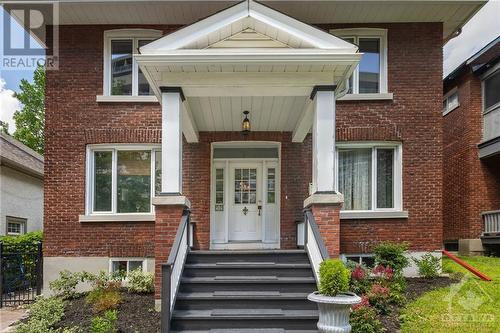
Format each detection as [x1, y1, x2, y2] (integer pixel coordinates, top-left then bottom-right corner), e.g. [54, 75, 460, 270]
[312, 88, 336, 193]
[161, 88, 184, 194]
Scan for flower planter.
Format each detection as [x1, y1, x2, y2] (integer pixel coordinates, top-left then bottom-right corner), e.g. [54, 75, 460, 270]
[308, 291, 361, 333]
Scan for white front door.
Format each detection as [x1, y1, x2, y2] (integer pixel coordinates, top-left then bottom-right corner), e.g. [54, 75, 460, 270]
[228, 162, 262, 241]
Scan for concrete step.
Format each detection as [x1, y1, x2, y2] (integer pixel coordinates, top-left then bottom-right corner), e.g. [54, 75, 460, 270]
[171, 309, 318, 331]
[183, 262, 313, 278]
[176, 291, 316, 310]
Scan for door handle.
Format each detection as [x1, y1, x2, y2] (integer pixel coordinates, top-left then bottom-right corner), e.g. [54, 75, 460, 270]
[258, 205, 262, 216]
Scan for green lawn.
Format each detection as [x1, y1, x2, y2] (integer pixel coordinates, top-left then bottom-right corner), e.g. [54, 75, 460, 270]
[400, 256, 500, 333]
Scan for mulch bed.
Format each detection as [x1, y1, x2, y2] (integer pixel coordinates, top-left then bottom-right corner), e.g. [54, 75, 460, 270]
[56, 291, 160, 333]
[56, 278, 453, 332]
[380, 277, 454, 333]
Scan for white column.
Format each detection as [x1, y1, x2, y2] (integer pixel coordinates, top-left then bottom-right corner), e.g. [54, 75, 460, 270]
[312, 89, 335, 193]
[161, 90, 183, 194]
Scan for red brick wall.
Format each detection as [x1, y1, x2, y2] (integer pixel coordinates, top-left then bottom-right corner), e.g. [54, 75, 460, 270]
[44, 22, 444, 258]
[311, 204, 342, 257]
[337, 23, 444, 253]
[443, 72, 500, 241]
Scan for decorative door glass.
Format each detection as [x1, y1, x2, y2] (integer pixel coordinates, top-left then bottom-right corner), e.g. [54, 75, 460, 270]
[267, 168, 276, 204]
[234, 168, 257, 204]
[215, 168, 224, 211]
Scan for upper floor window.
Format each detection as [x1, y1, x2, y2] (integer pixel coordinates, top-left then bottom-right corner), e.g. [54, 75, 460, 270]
[331, 29, 388, 94]
[103, 30, 162, 97]
[483, 68, 500, 114]
[443, 88, 459, 115]
[86, 145, 161, 215]
[336, 142, 402, 212]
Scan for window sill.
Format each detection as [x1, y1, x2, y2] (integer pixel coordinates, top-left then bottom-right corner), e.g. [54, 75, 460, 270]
[338, 93, 393, 101]
[96, 95, 158, 103]
[340, 211, 408, 220]
[79, 214, 155, 222]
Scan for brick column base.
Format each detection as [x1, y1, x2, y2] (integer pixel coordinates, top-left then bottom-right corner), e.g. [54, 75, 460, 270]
[153, 195, 191, 308]
[304, 193, 344, 257]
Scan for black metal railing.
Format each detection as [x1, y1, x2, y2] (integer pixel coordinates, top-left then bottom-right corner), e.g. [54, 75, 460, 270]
[161, 210, 191, 333]
[0, 242, 43, 307]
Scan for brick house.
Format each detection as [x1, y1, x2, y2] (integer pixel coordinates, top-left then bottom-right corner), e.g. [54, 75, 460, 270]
[443, 36, 500, 256]
[42, 0, 486, 330]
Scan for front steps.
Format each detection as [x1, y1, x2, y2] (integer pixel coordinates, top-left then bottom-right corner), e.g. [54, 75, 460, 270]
[171, 250, 318, 332]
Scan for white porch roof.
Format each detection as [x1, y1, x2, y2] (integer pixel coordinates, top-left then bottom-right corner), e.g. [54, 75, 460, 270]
[136, 0, 361, 139]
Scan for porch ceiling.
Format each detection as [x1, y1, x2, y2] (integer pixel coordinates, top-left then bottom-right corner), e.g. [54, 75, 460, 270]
[188, 95, 308, 132]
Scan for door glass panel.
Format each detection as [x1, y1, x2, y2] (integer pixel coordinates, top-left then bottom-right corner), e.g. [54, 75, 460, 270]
[215, 168, 224, 211]
[267, 168, 276, 204]
[234, 168, 257, 204]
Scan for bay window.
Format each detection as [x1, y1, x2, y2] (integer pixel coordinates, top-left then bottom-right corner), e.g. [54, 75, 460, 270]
[332, 29, 388, 95]
[336, 143, 402, 213]
[103, 30, 162, 97]
[86, 145, 161, 215]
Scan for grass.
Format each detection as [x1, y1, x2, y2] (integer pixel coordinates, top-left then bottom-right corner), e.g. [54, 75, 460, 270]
[400, 256, 500, 333]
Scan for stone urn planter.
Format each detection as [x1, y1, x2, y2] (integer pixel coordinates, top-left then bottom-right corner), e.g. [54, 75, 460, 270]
[308, 291, 361, 333]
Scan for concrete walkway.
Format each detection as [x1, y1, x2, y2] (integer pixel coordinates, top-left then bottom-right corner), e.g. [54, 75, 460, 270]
[0, 307, 27, 332]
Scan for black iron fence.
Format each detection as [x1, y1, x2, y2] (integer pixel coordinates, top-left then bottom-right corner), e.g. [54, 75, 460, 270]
[0, 242, 43, 307]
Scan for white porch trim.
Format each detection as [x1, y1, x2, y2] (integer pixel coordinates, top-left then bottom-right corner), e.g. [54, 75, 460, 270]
[161, 89, 183, 194]
[311, 87, 336, 193]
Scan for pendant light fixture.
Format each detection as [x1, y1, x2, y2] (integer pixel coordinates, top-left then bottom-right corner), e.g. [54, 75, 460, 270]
[241, 110, 251, 135]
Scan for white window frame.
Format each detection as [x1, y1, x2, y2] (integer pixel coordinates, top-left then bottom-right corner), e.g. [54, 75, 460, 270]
[443, 87, 460, 116]
[85, 144, 161, 216]
[109, 258, 147, 277]
[481, 64, 500, 115]
[335, 142, 403, 215]
[331, 28, 388, 95]
[6, 216, 27, 236]
[103, 29, 162, 97]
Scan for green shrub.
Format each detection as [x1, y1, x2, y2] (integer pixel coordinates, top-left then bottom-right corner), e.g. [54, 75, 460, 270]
[15, 296, 65, 333]
[86, 271, 122, 292]
[86, 289, 122, 313]
[127, 269, 154, 293]
[0, 231, 43, 253]
[91, 310, 118, 333]
[413, 253, 440, 278]
[318, 259, 350, 297]
[373, 241, 409, 273]
[367, 283, 391, 314]
[350, 306, 385, 333]
[49, 270, 92, 300]
[349, 264, 372, 295]
[86, 271, 122, 313]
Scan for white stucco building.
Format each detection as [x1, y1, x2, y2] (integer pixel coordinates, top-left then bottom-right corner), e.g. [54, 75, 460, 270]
[0, 132, 44, 236]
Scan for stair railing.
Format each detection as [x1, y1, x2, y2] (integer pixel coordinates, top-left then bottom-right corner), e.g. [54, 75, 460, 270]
[161, 209, 191, 333]
[303, 209, 329, 283]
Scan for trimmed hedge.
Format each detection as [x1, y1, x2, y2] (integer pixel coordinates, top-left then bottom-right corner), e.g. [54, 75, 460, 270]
[0, 231, 43, 253]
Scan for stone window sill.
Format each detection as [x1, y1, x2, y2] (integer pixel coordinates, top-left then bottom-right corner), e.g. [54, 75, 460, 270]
[340, 211, 408, 220]
[96, 95, 158, 103]
[79, 214, 155, 222]
[338, 93, 393, 101]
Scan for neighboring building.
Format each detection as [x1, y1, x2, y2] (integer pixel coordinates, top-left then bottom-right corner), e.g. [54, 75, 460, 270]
[0, 132, 44, 236]
[443, 36, 500, 255]
[41, 0, 486, 329]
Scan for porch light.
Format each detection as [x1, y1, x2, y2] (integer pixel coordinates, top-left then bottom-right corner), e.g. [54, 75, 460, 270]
[241, 111, 251, 135]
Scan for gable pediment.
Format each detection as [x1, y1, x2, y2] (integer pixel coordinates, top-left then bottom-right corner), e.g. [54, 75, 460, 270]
[140, 0, 356, 54]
